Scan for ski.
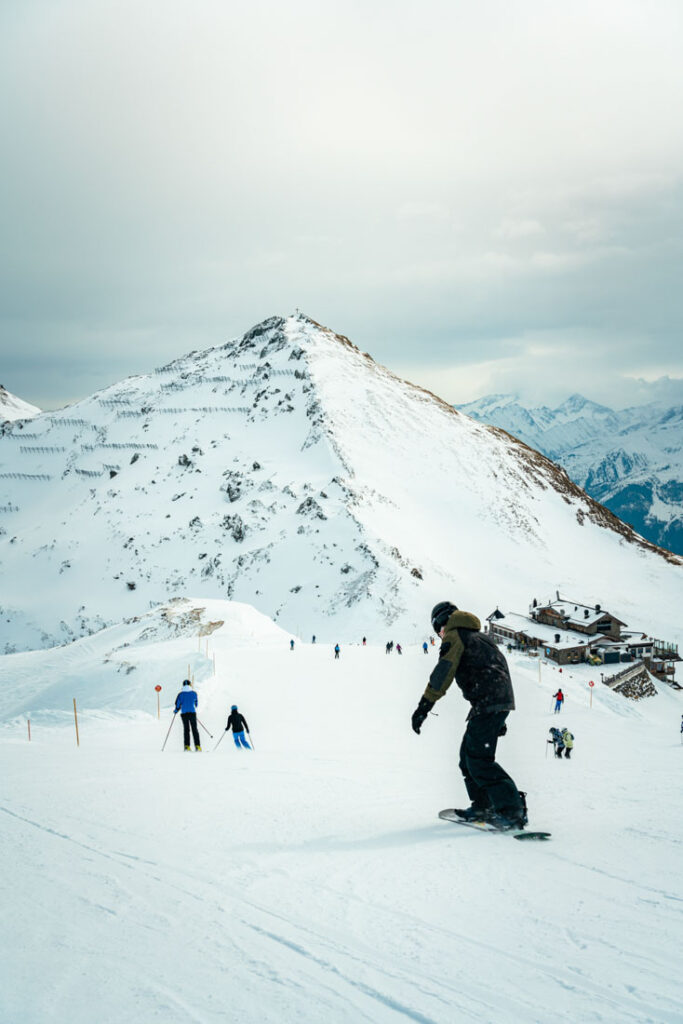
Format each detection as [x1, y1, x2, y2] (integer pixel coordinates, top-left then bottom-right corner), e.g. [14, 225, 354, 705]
[438, 808, 551, 841]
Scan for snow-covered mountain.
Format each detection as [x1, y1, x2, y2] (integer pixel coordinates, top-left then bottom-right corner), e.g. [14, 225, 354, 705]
[458, 391, 683, 556]
[0, 384, 40, 423]
[1, 314, 681, 655]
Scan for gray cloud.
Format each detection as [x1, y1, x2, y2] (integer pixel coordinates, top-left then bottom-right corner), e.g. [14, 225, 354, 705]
[1, 0, 682, 409]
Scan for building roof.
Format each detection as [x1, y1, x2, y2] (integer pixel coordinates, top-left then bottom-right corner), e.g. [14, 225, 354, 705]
[490, 611, 603, 652]
[536, 599, 627, 629]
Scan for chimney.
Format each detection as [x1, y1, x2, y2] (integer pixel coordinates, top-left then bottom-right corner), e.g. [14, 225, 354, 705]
[554, 634, 561, 644]
[595, 603, 601, 612]
[584, 609, 589, 619]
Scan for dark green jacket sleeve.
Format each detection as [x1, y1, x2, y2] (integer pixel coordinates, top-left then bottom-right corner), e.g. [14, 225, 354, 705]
[423, 628, 465, 704]
[422, 611, 481, 704]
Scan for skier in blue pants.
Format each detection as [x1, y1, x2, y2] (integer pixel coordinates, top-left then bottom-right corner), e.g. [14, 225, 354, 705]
[225, 705, 251, 749]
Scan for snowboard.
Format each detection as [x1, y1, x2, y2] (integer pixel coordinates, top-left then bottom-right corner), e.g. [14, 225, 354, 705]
[438, 809, 551, 841]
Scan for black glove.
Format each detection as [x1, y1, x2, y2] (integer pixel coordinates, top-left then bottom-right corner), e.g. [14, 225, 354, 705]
[498, 723, 507, 736]
[411, 696, 433, 734]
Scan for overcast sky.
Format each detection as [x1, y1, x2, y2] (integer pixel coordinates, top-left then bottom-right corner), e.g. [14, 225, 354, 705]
[2, 0, 682, 410]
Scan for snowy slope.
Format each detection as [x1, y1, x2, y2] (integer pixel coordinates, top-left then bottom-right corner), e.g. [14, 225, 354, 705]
[458, 391, 683, 555]
[0, 384, 40, 423]
[1, 617, 682, 1024]
[0, 314, 681, 657]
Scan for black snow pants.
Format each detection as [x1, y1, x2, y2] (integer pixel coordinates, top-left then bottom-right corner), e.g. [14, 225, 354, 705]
[181, 712, 201, 749]
[458, 711, 522, 815]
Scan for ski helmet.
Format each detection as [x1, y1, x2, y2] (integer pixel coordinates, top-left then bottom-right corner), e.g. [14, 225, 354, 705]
[231, 704, 238, 710]
[183, 679, 191, 687]
[431, 601, 457, 633]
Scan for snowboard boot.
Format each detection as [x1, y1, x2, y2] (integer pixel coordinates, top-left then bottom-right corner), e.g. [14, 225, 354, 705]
[487, 809, 526, 831]
[453, 805, 489, 822]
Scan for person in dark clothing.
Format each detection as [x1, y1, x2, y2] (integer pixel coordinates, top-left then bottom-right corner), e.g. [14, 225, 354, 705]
[385, 641, 392, 654]
[334, 644, 340, 659]
[411, 601, 527, 830]
[548, 727, 564, 758]
[174, 679, 201, 752]
[225, 704, 251, 749]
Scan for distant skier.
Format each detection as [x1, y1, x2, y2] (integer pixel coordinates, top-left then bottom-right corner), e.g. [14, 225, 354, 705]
[423, 641, 429, 654]
[385, 641, 392, 654]
[290, 639, 295, 651]
[334, 643, 340, 659]
[561, 728, 574, 759]
[174, 679, 201, 752]
[312, 635, 316, 644]
[362, 636, 367, 646]
[411, 602, 527, 830]
[553, 689, 564, 714]
[396, 643, 402, 655]
[430, 636, 435, 646]
[225, 704, 251, 750]
[548, 727, 565, 758]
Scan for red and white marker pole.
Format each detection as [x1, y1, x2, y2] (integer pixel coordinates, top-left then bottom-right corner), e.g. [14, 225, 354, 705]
[589, 680, 595, 708]
[155, 684, 162, 719]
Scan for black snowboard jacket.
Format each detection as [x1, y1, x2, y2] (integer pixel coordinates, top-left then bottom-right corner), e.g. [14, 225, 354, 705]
[422, 610, 515, 718]
[226, 710, 249, 733]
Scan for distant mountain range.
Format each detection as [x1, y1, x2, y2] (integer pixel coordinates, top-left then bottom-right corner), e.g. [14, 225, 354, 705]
[457, 391, 683, 556]
[0, 385, 40, 423]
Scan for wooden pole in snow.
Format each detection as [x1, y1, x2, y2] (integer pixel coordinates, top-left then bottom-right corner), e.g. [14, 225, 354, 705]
[73, 698, 80, 747]
[27, 718, 31, 742]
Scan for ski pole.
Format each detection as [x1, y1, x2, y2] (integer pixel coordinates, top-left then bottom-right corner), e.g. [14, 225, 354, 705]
[197, 717, 214, 739]
[247, 732, 255, 750]
[213, 731, 227, 752]
[162, 713, 177, 751]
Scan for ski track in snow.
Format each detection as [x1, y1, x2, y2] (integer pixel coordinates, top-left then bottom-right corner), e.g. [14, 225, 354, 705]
[1, 635, 682, 1024]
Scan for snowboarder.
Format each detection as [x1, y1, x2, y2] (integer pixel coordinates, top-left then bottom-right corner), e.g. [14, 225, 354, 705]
[396, 643, 402, 655]
[412, 602, 527, 830]
[225, 705, 251, 749]
[290, 639, 295, 651]
[561, 728, 574, 758]
[423, 641, 429, 654]
[553, 689, 564, 713]
[548, 727, 564, 758]
[174, 679, 201, 752]
[334, 643, 340, 659]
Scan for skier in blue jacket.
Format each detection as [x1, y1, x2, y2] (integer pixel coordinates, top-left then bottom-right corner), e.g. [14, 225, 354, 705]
[174, 680, 201, 751]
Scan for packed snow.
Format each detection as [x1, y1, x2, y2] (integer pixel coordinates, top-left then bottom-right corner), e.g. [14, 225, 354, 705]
[1, 600, 682, 1023]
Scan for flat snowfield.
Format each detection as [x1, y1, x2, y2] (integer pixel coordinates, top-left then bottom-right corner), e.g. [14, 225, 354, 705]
[1, 642, 682, 1024]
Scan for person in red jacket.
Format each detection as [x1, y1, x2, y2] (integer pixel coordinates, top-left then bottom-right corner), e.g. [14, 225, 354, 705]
[553, 689, 564, 714]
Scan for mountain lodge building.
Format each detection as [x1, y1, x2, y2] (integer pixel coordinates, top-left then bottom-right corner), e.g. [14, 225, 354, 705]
[486, 594, 680, 684]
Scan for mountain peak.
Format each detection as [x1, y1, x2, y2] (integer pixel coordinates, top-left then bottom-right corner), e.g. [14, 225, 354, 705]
[0, 384, 41, 423]
[0, 315, 679, 656]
